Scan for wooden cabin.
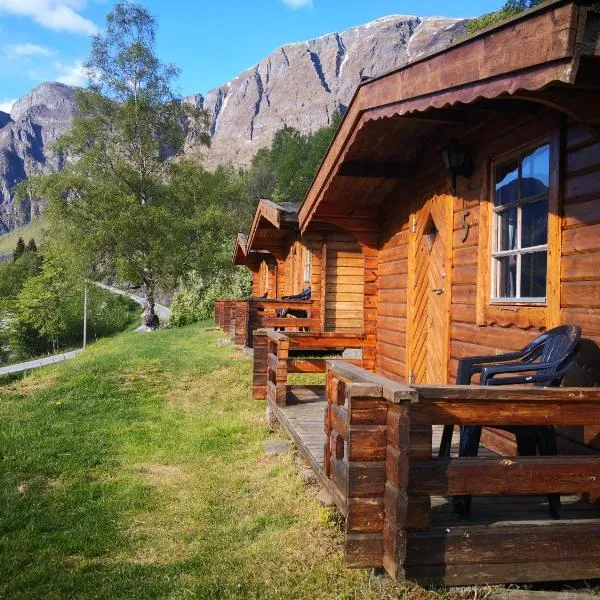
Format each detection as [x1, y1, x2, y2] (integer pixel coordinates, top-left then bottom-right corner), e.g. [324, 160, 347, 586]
[216, 198, 365, 345]
[253, 0, 600, 586]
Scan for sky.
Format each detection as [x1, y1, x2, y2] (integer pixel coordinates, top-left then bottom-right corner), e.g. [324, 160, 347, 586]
[0, 0, 504, 114]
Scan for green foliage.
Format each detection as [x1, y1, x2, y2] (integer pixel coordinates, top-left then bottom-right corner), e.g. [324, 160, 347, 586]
[170, 267, 251, 326]
[468, 0, 600, 35]
[26, 238, 37, 253]
[0, 245, 137, 363]
[0, 253, 42, 305]
[467, 0, 543, 34]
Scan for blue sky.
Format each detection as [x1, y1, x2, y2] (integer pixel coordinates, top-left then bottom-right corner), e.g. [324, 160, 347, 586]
[0, 0, 504, 113]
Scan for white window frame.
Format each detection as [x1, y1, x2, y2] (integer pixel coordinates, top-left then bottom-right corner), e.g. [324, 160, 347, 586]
[490, 142, 550, 304]
[303, 244, 312, 284]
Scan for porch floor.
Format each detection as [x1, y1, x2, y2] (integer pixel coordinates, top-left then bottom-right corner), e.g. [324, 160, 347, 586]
[274, 385, 600, 526]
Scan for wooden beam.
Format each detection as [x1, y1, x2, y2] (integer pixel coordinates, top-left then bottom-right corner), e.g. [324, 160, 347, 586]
[406, 522, 600, 568]
[409, 456, 600, 496]
[366, 107, 468, 124]
[338, 160, 415, 179]
[514, 89, 600, 125]
[457, 99, 542, 113]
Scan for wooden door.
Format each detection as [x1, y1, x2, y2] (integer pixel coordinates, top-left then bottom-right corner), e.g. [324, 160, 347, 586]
[325, 229, 364, 332]
[409, 194, 452, 384]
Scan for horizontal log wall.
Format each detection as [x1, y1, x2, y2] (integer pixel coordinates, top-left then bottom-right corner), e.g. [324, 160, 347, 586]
[325, 229, 365, 333]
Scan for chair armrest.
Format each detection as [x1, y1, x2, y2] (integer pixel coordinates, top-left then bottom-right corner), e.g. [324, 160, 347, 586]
[479, 357, 568, 385]
[457, 350, 528, 384]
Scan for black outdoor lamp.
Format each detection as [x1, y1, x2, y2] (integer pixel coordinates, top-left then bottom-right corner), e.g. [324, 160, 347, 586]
[440, 139, 472, 196]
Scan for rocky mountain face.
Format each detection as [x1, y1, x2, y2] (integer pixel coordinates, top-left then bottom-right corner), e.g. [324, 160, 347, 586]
[0, 14, 467, 232]
[0, 82, 76, 232]
[186, 15, 466, 169]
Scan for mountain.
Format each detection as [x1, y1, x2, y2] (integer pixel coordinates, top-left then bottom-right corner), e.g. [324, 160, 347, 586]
[0, 82, 76, 232]
[186, 15, 466, 169]
[0, 14, 467, 233]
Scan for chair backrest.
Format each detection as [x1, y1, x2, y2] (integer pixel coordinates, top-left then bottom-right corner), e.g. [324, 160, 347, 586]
[535, 325, 581, 385]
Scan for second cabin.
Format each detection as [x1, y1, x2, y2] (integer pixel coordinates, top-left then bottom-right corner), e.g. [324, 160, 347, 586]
[228, 198, 365, 344]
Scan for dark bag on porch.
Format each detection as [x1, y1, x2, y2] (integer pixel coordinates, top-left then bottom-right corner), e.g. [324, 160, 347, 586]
[276, 288, 312, 319]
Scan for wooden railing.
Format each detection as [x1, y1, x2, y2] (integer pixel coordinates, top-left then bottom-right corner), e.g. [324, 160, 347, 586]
[248, 299, 318, 346]
[214, 299, 319, 347]
[253, 331, 364, 403]
[214, 300, 249, 345]
[324, 361, 600, 585]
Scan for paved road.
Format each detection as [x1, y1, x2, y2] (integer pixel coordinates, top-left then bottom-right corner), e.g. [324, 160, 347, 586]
[92, 282, 171, 321]
[0, 349, 83, 377]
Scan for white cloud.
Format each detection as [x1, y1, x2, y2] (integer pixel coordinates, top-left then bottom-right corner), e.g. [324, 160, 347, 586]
[6, 42, 54, 57]
[0, 0, 98, 36]
[281, 0, 312, 8]
[0, 98, 16, 113]
[55, 59, 87, 86]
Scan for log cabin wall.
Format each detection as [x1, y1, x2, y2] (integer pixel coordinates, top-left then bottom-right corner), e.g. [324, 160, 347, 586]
[255, 258, 277, 298]
[372, 107, 599, 453]
[324, 228, 365, 333]
[251, 267, 261, 297]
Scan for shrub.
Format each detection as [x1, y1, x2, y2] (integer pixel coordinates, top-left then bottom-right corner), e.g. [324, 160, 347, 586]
[170, 268, 251, 327]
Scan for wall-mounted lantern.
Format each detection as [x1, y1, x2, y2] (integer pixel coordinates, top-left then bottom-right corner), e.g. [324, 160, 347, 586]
[440, 139, 473, 196]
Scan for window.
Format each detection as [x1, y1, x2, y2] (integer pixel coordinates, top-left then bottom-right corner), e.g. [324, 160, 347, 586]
[303, 245, 312, 284]
[491, 143, 550, 303]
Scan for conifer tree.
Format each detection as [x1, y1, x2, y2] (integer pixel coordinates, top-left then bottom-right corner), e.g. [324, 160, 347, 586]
[13, 237, 25, 262]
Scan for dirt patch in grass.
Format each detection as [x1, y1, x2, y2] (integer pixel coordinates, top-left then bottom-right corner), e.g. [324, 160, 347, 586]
[133, 463, 183, 486]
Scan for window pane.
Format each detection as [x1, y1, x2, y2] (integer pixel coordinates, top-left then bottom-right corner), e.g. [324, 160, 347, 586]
[496, 255, 517, 298]
[522, 198, 548, 248]
[521, 144, 550, 198]
[495, 159, 519, 206]
[498, 206, 517, 251]
[521, 251, 547, 298]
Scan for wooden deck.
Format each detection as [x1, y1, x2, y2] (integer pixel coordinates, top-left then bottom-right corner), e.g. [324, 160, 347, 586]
[273, 385, 600, 528]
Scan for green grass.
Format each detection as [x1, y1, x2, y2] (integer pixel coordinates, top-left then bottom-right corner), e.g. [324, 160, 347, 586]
[0, 217, 46, 257]
[0, 322, 427, 600]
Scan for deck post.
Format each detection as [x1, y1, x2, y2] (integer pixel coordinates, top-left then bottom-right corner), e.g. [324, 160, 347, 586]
[234, 301, 249, 346]
[252, 329, 268, 399]
[382, 403, 410, 580]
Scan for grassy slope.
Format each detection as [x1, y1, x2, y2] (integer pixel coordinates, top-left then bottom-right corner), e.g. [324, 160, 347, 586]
[0, 322, 425, 600]
[0, 217, 46, 257]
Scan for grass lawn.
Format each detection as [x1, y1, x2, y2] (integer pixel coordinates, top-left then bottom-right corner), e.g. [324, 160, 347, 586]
[0, 322, 443, 600]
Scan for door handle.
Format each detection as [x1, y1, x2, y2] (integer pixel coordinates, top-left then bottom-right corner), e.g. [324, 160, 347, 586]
[431, 287, 444, 295]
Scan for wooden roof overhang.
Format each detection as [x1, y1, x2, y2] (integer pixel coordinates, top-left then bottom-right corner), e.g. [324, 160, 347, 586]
[246, 198, 300, 258]
[231, 232, 271, 269]
[298, 0, 600, 231]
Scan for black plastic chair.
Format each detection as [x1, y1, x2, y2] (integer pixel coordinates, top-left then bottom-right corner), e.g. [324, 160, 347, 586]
[438, 324, 581, 519]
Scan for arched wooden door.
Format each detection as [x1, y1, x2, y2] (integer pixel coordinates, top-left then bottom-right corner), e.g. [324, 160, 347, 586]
[408, 194, 453, 384]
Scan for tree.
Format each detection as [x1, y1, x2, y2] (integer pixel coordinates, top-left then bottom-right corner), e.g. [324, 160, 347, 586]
[26, 238, 37, 253]
[247, 113, 342, 204]
[13, 237, 25, 262]
[35, 2, 210, 327]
